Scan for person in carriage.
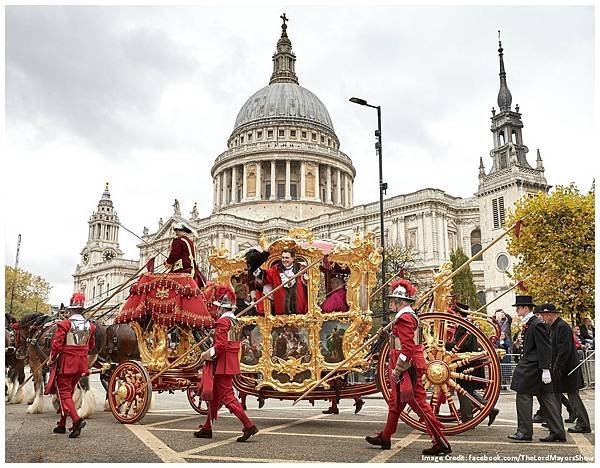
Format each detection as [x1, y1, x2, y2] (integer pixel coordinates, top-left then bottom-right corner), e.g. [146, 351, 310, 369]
[365, 279, 452, 455]
[246, 247, 308, 315]
[165, 222, 207, 288]
[44, 293, 96, 438]
[194, 286, 259, 442]
[320, 275, 365, 415]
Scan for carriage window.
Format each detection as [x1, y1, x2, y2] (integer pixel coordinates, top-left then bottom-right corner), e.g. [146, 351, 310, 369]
[261, 252, 309, 315]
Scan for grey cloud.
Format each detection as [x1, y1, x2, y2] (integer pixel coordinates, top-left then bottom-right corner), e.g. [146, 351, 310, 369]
[6, 6, 198, 157]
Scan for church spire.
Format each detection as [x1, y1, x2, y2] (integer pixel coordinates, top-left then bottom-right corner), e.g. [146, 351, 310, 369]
[497, 31, 512, 112]
[269, 13, 299, 85]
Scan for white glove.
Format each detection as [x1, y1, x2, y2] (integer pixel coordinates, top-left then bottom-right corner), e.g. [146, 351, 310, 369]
[542, 369, 552, 384]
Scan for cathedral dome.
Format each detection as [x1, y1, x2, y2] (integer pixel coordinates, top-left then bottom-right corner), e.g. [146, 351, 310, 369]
[233, 82, 335, 134]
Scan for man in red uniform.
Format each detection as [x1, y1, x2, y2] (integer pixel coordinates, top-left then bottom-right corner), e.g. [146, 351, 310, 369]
[263, 248, 307, 314]
[164, 222, 206, 288]
[45, 293, 96, 438]
[366, 280, 451, 455]
[194, 289, 258, 442]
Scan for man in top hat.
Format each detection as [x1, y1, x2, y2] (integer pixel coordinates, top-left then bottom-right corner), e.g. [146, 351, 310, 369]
[165, 222, 206, 288]
[445, 301, 500, 426]
[508, 296, 566, 442]
[194, 287, 258, 442]
[538, 303, 591, 434]
[45, 293, 96, 438]
[366, 280, 451, 455]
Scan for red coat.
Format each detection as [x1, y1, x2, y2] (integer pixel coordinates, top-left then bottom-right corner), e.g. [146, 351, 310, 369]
[166, 235, 195, 273]
[261, 262, 307, 314]
[210, 313, 241, 375]
[165, 235, 206, 287]
[49, 318, 96, 376]
[320, 287, 349, 313]
[389, 307, 426, 372]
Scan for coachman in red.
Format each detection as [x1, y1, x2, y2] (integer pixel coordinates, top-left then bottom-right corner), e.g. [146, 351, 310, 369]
[45, 293, 96, 438]
[365, 279, 451, 455]
[194, 287, 258, 442]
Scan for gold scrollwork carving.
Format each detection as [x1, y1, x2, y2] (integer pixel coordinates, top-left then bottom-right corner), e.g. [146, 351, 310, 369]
[211, 228, 381, 393]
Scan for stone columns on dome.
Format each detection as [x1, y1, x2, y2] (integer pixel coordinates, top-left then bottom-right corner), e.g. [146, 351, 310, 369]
[222, 170, 228, 206]
[216, 173, 222, 208]
[256, 163, 262, 200]
[242, 164, 248, 201]
[326, 166, 332, 203]
[270, 161, 276, 200]
[231, 165, 237, 203]
[300, 161, 306, 199]
[315, 164, 320, 201]
[285, 159, 292, 200]
[336, 169, 342, 206]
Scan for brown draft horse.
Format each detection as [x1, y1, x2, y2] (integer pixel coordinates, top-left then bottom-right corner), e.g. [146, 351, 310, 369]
[15, 312, 104, 417]
[5, 314, 26, 404]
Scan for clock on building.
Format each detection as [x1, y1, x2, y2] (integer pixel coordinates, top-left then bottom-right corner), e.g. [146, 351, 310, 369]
[103, 249, 116, 262]
[82, 251, 90, 265]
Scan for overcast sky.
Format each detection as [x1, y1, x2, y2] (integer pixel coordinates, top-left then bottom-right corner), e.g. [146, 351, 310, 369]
[4, 5, 595, 305]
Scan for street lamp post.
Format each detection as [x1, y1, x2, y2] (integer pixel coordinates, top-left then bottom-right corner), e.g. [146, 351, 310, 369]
[349, 97, 388, 323]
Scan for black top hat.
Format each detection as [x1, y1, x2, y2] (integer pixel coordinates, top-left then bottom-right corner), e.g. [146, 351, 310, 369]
[512, 295, 535, 307]
[173, 222, 192, 234]
[537, 303, 558, 313]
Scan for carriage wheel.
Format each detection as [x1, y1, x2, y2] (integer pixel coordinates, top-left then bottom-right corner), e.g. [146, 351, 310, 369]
[376, 312, 501, 435]
[108, 360, 153, 424]
[186, 387, 209, 415]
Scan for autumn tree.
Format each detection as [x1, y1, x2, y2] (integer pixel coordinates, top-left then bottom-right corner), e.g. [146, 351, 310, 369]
[507, 184, 595, 323]
[449, 247, 482, 310]
[5, 266, 52, 319]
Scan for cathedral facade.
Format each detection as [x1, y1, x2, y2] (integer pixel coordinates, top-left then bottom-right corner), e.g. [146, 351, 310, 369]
[73, 20, 548, 316]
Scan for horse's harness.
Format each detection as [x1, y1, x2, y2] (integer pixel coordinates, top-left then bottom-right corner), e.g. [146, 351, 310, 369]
[24, 316, 57, 361]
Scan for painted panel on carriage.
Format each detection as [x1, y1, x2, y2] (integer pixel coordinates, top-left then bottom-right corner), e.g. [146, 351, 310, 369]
[240, 324, 263, 366]
[320, 320, 348, 363]
[270, 324, 312, 384]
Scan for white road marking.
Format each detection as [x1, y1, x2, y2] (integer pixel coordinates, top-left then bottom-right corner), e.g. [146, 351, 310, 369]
[125, 424, 187, 463]
[144, 415, 198, 427]
[184, 454, 322, 463]
[570, 433, 595, 458]
[368, 433, 423, 463]
[182, 409, 352, 455]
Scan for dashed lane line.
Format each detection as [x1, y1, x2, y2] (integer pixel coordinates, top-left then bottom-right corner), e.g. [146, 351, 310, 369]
[367, 433, 423, 463]
[125, 423, 187, 463]
[184, 454, 322, 463]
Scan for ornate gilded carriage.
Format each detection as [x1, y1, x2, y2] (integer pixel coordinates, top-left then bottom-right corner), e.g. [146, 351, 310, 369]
[107, 227, 503, 434]
[210, 228, 381, 397]
[211, 228, 503, 435]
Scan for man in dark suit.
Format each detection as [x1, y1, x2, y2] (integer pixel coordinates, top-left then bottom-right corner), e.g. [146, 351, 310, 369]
[508, 296, 566, 442]
[538, 303, 591, 434]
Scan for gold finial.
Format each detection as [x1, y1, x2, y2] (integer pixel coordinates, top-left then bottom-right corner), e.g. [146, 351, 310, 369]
[105, 182, 109, 191]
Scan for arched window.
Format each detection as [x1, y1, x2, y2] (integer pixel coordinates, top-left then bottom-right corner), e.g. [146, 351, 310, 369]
[499, 132, 505, 145]
[470, 229, 482, 256]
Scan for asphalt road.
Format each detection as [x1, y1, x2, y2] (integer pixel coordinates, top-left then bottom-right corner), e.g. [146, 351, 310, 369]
[4, 376, 595, 463]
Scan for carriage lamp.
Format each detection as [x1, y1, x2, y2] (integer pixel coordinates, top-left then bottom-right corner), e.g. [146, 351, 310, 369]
[350, 97, 387, 323]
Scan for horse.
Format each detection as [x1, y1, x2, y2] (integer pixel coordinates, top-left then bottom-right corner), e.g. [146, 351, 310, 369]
[5, 314, 26, 404]
[16, 312, 103, 418]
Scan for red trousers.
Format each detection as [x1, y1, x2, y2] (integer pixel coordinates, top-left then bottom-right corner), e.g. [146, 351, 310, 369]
[55, 373, 82, 428]
[381, 369, 448, 446]
[202, 374, 253, 430]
